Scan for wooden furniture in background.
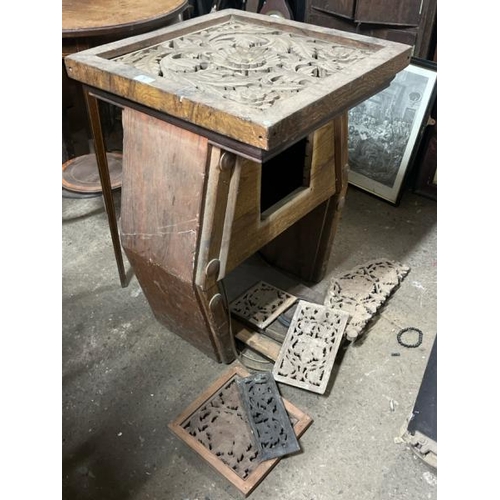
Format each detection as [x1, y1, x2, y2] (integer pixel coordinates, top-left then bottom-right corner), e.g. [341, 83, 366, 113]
[62, 0, 188, 287]
[306, 0, 436, 60]
[64, 9, 411, 362]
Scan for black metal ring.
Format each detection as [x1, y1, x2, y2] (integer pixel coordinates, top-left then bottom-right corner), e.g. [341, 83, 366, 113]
[396, 327, 423, 348]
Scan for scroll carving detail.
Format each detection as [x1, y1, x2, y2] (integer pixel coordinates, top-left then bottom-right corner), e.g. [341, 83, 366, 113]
[182, 379, 260, 479]
[114, 20, 373, 110]
[273, 301, 349, 394]
[229, 281, 297, 329]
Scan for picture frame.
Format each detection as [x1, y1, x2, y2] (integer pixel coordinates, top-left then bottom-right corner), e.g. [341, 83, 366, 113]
[412, 97, 437, 200]
[347, 57, 437, 205]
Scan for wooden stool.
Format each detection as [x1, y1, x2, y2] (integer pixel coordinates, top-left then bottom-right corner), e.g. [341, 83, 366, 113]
[64, 9, 411, 362]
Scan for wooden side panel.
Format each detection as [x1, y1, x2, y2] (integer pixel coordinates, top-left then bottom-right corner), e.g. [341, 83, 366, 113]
[225, 121, 337, 274]
[355, 0, 421, 26]
[310, 0, 356, 19]
[260, 113, 349, 283]
[120, 108, 230, 362]
[306, 11, 418, 47]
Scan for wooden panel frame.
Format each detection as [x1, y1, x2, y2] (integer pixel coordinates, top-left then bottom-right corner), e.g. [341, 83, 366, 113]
[225, 120, 337, 273]
[64, 9, 412, 151]
[168, 366, 313, 497]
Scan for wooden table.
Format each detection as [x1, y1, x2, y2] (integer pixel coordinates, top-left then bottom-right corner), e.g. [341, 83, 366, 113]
[65, 9, 411, 362]
[62, 0, 188, 286]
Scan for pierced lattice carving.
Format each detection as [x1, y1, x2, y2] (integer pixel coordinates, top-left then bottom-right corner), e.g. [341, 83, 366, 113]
[237, 372, 300, 461]
[114, 19, 373, 110]
[169, 367, 312, 496]
[324, 259, 410, 341]
[273, 301, 350, 394]
[230, 281, 297, 330]
[182, 378, 260, 479]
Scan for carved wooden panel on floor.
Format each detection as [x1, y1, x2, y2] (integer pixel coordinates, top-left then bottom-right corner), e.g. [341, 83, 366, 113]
[168, 366, 313, 497]
[273, 301, 350, 394]
[230, 281, 297, 330]
[236, 371, 300, 461]
[324, 258, 411, 341]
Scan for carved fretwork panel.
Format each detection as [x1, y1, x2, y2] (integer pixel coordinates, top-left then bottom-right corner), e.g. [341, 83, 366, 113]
[114, 19, 374, 110]
[169, 367, 313, 496]
[273, 300, 349, 394]
[229, 281, 297, 330]
[182, 378, 260, 479]
[236, 372, 300, 461]
[324, 259, 410, 341]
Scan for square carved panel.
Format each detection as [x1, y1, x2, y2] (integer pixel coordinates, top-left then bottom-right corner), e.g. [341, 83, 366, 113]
[230, 281, 297, 330]
[65, 9, 412, 151]
[169, 366, 312, 497]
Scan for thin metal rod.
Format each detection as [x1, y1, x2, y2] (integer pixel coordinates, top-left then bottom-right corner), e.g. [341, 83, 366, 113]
[83, 89, 128, 288]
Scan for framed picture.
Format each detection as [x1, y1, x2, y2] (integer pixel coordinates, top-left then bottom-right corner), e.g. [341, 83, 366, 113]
[347, 58, 437, 205]
[413, 97, 437, 200]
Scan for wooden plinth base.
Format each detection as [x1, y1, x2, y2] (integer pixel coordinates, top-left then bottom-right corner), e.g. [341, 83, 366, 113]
[119, 107, 348, 363]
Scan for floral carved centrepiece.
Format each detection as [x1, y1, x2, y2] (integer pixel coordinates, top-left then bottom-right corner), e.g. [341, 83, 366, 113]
[114, 19, 373, 110]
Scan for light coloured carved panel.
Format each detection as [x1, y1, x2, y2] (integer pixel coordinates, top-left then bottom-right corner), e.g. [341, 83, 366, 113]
[229, 281, 297, 330]
[114, 19, 373, 110]
[273, 300, 350, 394]
[324, 259, 410, 341]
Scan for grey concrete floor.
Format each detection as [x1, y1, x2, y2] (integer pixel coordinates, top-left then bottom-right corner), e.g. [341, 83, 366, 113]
[62, 185, 437, 500]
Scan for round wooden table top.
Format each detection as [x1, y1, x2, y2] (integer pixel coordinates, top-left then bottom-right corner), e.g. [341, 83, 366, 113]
[62, 0, 188, 38]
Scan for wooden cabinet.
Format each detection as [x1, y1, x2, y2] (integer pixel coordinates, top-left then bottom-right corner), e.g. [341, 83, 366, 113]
[306, 0, 436, 60]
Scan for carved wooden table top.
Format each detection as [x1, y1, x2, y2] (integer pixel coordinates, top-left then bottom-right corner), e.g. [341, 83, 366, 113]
[62, 0, 187, 38]
[65, 9, 411, 153]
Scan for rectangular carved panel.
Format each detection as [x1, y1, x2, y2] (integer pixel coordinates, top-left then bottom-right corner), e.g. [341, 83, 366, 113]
[236, 372, 300, 461]
[229, 281, 297, 330]
[169, 366, 312, 497]
[273, 300, 350, 394]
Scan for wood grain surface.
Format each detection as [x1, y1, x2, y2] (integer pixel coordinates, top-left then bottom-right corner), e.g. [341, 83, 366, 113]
[119, 108, 233, 362]
[62, 0, 187, 37]
[64, 9, 412, 150]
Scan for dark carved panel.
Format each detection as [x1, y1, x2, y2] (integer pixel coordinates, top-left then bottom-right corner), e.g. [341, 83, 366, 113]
[237, 372, 300, 461]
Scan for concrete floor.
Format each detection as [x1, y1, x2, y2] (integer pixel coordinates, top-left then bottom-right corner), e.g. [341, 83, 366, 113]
[62, 184, 437, 500]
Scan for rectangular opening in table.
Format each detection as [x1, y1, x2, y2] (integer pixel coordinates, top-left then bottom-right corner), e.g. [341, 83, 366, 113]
[260, 138, 310, 218]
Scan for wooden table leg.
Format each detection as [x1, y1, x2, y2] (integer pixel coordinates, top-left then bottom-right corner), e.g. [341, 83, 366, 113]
[83, 88, 128, 288]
